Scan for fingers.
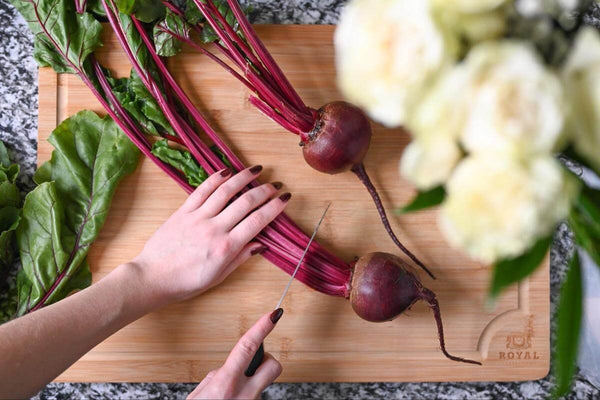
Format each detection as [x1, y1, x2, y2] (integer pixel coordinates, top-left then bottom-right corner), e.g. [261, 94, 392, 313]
[199, 166, 263, 218]
[223, 312, 278, 377]
[230, 194, 290, 244]
[188, 313, 283, 399]
[216, 183, 281, 231]
[217, 242, 266, 284]
[207, 242, 266, 290]
[247, 353, 282, 395]
[180, 168, 233, 213]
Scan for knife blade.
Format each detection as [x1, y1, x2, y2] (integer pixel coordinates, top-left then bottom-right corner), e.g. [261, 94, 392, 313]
[244, 203, 331, 377]
[275, 202, 331, 309]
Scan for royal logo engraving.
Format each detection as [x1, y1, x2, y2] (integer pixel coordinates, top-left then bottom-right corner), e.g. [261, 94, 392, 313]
[499, 315, 541, 360]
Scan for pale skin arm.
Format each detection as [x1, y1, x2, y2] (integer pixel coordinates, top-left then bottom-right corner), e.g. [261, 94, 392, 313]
[0, 166, 287, 399]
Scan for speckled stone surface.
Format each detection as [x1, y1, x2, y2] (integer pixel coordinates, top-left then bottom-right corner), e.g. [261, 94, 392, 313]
[1, 0, 599, 398]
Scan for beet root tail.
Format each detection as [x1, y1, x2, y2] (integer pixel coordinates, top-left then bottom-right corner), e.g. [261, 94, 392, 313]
[351, 163, 436, 280]
[419, 287, 482, 365]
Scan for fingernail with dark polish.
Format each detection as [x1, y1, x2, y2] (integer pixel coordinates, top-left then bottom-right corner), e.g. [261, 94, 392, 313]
[270, 308, 284, 324]
[251, 245, 268, 256]
[279, 192, 291, 202]
[272, 182, 283, 190]
[249, 165, 263, 175]
[220, 168, 232, 177]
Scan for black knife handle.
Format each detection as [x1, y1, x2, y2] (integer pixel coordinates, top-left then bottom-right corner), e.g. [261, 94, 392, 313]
[244, 343, 264, 377]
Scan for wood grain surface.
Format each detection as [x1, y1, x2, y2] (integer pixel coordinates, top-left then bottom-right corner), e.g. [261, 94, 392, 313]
[38, 25, 550, 383]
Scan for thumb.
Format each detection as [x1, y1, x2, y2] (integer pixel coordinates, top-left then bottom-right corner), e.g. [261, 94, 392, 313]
[223, 310, 281, 377]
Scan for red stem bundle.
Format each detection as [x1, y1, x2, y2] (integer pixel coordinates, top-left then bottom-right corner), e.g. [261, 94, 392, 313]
[97, 1, 352, 297]
[163, 0, 435, 280]
[163, 0, 315, 133]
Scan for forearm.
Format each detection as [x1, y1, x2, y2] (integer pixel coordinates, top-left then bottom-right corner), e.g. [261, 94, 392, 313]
[0, 262, 162, 398]
[0, 168, 286, 399]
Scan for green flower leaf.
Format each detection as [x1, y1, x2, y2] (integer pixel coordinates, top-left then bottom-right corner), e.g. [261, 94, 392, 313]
[397, 186, 446, 214]
[489, 235, 552, 301]
[10, 0, 102, 74]
[552, 251, 583, 398]
[16, 111, 140, 315]
[575, 186, 600, 235]
[570, 186, 600, 268]
[151, 139, 208, 187]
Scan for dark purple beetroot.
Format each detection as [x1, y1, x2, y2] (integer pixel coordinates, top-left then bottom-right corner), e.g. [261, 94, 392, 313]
[302, 102, 435, 279]
[350, 252, 421, 322]
[178, 0, 435, 279]
[350, 252, 481, 365]
[302, 101, 372, 174]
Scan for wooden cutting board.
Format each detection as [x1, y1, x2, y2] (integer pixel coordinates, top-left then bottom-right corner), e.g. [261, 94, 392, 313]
[38, 25, 550, 383]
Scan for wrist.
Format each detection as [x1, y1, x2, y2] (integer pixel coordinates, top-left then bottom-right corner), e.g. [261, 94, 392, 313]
[112, 261, 170, 316]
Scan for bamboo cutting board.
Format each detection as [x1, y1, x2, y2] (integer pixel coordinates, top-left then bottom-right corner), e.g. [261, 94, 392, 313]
[38, 25, 550, 382]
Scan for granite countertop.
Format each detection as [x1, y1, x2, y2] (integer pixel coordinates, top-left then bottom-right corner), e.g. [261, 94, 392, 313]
[1, 0, 599, 398]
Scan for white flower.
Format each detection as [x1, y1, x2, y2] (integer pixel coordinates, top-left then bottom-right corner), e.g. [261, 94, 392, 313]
[432, 0, 509, 44]
[517, 0, 580, 17]
[400, 138, 462, 190]
[440, 155, 575, 263]
[335, 0, 454, 127]
[401, 67, 467, 189]
[460, 41, 565, 158]
[433, 0, 508, 13]
[563, 27, 600, 172]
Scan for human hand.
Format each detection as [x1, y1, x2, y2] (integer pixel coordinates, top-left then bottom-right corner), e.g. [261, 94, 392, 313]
[187, 310, 284, 400]
[133, 166, 289, 304]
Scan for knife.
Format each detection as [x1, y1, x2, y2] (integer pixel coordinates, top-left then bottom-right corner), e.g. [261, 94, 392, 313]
[244, 203, 331, 377]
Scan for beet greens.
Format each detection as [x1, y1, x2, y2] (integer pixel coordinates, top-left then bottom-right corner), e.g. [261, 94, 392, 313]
[11, 0, 352, 298]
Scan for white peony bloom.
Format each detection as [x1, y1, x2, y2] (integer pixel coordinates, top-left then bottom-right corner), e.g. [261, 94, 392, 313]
[440, 155, 576, 263]
[408, 66, 468, 141]
[517, 0, 580, 17]
[432, 0, 509, 44]
[401, 66, 467, 189]
[563, 27, 600, 172]
[433, 0, 508, 13]
[460, 41, 565, 158]
[335, 0, 454, 127]
[400, 138, 462, 190]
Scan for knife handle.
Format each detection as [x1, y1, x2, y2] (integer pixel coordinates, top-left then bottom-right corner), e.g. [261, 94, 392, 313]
[244, 343, 264, 377]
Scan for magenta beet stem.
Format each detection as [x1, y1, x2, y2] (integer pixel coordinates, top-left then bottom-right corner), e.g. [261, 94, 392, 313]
[99, 9, 353, 298]
[225, 0, 308, 113]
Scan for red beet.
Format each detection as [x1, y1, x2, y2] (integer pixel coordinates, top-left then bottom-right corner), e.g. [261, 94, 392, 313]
[302, 102, 371, 174]
[303, 102, 435, 279]
[350, 252, 481, 365]
[180, 0, 436, 280]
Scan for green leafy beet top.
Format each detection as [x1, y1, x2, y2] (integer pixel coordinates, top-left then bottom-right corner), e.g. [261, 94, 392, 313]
[15, 110, 140, 316]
